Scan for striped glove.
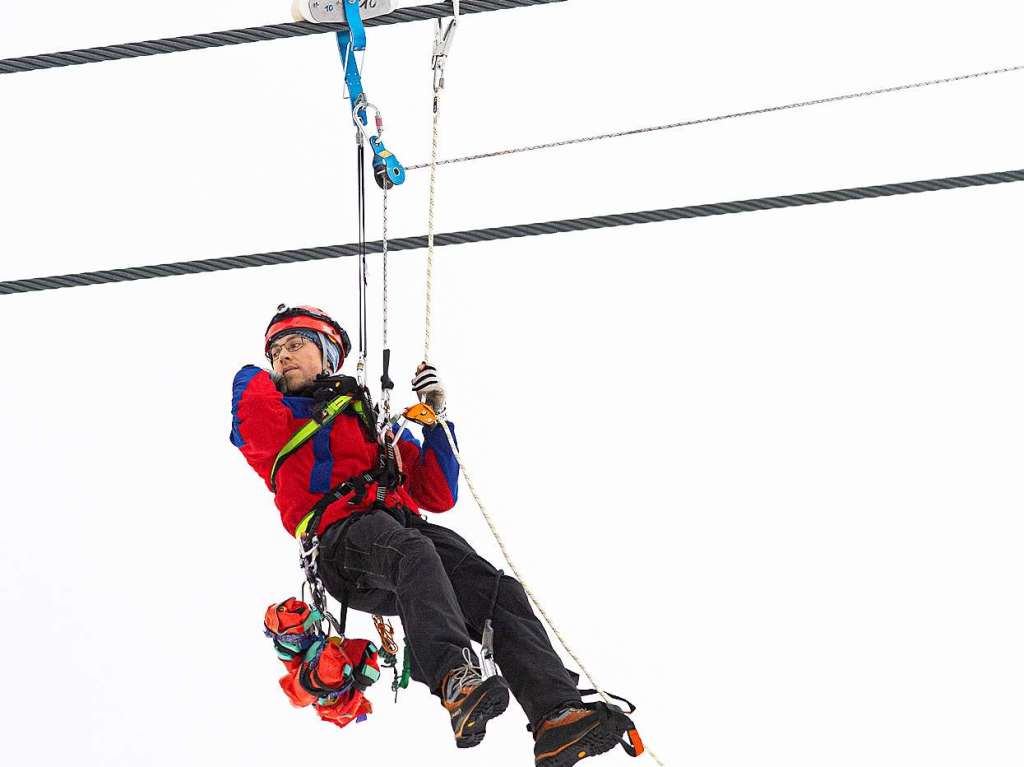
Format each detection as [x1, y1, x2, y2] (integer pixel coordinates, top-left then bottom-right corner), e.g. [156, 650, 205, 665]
[411, 363, 446, 416]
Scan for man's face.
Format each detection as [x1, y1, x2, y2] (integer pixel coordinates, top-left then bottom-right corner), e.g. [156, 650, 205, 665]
[269, 333, 323, 393]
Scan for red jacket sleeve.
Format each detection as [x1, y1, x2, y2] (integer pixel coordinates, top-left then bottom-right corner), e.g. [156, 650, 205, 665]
[230, 365, 293, 489]
[396, 422, 460, 513]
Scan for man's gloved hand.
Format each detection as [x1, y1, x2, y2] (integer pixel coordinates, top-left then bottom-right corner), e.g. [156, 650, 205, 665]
[310, 374, 361, 405]
[411, 363, 446, 416]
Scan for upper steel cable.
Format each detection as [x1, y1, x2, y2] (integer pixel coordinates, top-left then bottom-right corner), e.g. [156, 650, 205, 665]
[2, 168, 1021, 296]
[0, 0, 564, 75]
[406, 63, 1024, 170]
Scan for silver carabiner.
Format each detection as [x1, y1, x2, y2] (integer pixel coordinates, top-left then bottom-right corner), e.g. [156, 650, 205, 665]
[480, 618, 498, 679]
[431, 0, 460, 92]
[352, 97, 384, 144]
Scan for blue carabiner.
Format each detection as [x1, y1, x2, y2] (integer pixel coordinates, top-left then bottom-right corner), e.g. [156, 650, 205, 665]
[336, 0, 405, 189]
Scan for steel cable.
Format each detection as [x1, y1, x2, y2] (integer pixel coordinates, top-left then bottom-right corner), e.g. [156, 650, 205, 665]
[0, 0, 564, 75]
[2, 168, 1022, 296]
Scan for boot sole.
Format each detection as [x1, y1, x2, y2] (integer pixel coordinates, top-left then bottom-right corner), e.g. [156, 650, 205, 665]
[454, 678, 511, 748]
[535, 721, 623, 767]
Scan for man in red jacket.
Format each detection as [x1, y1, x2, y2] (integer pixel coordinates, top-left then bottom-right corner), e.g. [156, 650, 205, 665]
[232, 305, 632, 766]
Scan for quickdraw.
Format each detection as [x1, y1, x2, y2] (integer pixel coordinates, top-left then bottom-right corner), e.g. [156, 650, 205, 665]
[373, 613, 412, 700]
[372, 613, 400, 658]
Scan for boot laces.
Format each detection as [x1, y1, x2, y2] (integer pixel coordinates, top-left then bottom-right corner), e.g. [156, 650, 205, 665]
[549, 702, 586, 722]
[444, 647, 483, 702]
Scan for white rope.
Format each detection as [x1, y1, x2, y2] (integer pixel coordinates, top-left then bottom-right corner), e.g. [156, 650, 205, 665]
[420, 8, 664, 763]
[405, 62, 1024, 170]
[424, 91, 441, 364]
[437, 420, 666, 766]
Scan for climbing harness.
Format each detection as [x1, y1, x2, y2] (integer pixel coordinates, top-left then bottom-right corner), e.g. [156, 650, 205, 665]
[261, 383, 409, 727]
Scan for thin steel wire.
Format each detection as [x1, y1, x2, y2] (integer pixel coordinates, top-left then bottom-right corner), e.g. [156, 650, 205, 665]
[381, 184, 392, 419]
[406, 63, 1024, 170]
[3, 169, 1022, 296]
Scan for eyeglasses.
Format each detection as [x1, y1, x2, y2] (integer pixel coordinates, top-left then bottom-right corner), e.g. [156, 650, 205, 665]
[268, 336, 313, 362]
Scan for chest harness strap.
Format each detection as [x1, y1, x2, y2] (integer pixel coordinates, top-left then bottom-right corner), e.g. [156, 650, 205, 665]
[270, 393, 357, 492]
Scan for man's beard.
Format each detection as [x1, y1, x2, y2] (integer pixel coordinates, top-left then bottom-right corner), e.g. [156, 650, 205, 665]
[272, 369, 315, 394]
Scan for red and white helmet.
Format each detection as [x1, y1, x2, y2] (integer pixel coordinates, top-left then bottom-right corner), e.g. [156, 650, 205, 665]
[264, 304, 352, 360]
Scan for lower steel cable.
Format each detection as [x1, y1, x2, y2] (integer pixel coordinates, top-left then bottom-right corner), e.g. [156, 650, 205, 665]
[2, 168, 1022, 296]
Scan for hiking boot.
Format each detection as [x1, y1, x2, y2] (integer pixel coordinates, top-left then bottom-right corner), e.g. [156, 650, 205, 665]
[441, 649, 510, 748]
[534, 703, 632, 767]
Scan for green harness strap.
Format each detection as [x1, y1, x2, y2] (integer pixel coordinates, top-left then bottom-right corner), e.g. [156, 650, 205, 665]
[351, 399, 374, 432]
[270, 394, 355, 492]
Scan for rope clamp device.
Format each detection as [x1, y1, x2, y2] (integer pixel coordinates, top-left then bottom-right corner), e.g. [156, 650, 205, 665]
[390, 402, 438, 444]
[336, 0, 406, 189]
[349, 97, 404, 189]
[432, 0, 460, 93]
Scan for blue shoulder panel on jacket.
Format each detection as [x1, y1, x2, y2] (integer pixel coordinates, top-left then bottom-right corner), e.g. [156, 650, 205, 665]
[281, 396, 313, 419]
[422, 421, 459, 502]
[230, 366, 263, 447]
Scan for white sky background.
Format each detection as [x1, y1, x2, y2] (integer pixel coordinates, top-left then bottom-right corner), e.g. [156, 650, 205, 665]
[1, 1, 1023, 765]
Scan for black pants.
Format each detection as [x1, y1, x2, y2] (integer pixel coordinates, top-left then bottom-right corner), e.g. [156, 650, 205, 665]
[317, 508, 581, 727]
